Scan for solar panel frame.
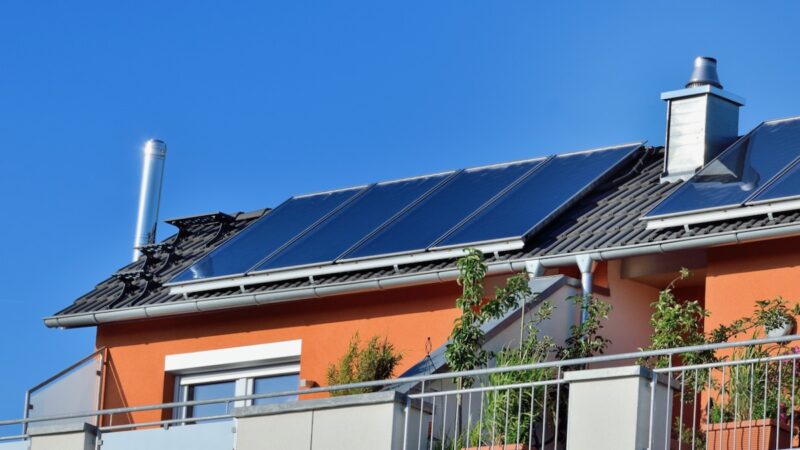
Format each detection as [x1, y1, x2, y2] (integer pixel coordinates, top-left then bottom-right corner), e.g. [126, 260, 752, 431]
[643, 116, 800, 220]
[170, 141, 644, 288]
[430, 142, 644, 250]
[246, 171, 458, 274]
[169, 186, 367, 283]
[335, 156, 550, 262]
[745, 155, 800, 206]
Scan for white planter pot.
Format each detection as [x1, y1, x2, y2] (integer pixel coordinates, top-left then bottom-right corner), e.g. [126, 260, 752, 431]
[766, 319, 794, 338]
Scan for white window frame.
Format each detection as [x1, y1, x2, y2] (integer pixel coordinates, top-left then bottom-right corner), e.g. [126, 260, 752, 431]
[165, 340, 301, 420]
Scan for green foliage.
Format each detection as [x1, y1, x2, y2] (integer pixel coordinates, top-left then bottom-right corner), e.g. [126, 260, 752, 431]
[752, 297, 800, 332]
[643, 270, 800, 370]
[326, 332, 403, 396]
[640, 269, 710, 368]
[439, 250, 615, 447]
[444, 249, 531, 386]
[558, 295, 613, 360]
[474, 303, 558, 445]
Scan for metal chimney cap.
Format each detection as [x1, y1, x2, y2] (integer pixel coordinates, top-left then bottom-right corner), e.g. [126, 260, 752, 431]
[144, 139, 167, 157]
[686, 56, 723, 89]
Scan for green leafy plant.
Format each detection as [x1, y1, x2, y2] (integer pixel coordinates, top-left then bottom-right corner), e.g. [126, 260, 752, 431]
[474, 303, 558, 446]
[326, 332, 403, 396]
[558, 295, 613, 361]
[642, 269, 800, 446]
[439, 250, 615, 447]
[752, 297, 800, 334]
[444, 249, 532, 387]
[640, 269, 713, 368]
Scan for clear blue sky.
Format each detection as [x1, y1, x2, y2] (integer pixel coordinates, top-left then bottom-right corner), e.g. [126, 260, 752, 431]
[0, 0, 799, 419]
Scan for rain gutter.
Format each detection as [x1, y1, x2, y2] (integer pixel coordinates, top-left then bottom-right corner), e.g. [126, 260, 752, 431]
[44, 221, 800, 329]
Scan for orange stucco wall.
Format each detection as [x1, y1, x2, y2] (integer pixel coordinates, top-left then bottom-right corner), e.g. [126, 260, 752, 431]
[705, 237, 800, 337]
[95, 282, 462, 424]
[601, 260, 661, 356]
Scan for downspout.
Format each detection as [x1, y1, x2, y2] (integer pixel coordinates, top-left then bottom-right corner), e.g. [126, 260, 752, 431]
[521, 260, 547, 346]
[576, 254, 597, 325]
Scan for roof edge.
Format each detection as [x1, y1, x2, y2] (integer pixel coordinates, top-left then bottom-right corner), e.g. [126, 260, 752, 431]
[45, 220, 800, 329]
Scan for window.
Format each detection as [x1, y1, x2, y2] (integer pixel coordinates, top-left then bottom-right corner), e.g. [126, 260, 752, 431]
[165, 340, 302, 421]
[176, 365, 300, 419]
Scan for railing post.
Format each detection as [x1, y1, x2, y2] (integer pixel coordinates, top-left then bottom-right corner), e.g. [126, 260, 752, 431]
[28, 422, 97, 450]
[564, 366, 675, 450]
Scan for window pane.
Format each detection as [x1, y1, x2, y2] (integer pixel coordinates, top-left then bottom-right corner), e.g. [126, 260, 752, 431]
[187, 380, 236, 418]
[253, 373, 299, 405]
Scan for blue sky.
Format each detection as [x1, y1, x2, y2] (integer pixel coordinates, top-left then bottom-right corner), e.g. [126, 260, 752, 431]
[0, 0, 799, 420]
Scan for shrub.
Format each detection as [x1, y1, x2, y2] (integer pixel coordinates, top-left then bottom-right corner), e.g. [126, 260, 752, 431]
[326, 332, 403, 396]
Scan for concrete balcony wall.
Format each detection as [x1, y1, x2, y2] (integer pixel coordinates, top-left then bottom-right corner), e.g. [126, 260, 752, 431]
[100, 421, 233, 450]
[564, 365, 675, 450]
[234, 391, 416, 450]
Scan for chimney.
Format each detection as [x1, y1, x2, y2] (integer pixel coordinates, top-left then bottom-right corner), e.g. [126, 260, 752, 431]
[660, 57, 746, 182]
[132, 139, 167, 261]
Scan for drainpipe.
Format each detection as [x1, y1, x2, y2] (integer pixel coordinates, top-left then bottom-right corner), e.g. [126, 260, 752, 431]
[520, 260, 547, 346]
[576, 254, 597, 324]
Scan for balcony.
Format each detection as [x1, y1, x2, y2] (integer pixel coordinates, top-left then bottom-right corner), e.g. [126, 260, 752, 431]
[2, 335, 800, 450]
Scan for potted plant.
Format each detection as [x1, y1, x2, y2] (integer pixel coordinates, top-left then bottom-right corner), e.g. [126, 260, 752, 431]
[754, 298, 800, 338]
[642, 271, 800, 450]
[704, 343, 794, 450]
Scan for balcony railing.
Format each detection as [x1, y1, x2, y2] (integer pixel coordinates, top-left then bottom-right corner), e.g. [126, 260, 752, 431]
[2, 335, 800, 450]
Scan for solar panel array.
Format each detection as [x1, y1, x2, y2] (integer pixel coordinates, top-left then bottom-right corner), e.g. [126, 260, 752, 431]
[171, 142, 643, 283]
[644, 117, 800, 220]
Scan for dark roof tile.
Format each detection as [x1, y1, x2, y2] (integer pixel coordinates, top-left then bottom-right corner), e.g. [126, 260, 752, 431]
[50, 147, 800, 322]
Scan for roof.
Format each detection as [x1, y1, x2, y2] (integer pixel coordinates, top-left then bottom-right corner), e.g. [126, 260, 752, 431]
[47, 146, 800, 327]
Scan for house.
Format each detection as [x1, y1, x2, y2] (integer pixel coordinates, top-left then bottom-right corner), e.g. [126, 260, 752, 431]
[14, 56, 800, 450]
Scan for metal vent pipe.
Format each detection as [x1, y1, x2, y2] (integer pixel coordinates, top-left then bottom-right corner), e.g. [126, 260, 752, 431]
[132, 139, 167, 261]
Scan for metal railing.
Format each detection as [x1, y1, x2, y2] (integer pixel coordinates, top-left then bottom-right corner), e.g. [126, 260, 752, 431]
[653, 338, 800, 450]
[2, 335, 800, 449]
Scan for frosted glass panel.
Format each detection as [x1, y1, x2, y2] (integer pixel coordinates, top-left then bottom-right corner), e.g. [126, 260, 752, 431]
[26, 353, 103, 433]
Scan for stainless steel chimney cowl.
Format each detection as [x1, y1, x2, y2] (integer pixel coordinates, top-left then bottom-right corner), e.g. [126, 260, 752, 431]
[686, 56, 723, 89]
[132, 139, 167, 261]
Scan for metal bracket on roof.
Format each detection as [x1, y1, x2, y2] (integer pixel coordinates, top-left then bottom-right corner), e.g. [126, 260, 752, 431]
[165, 212, 235, 228]
[138, 242, 177, 275]
[683, 224, 691, 233]
[768, 211, 775, 221]
[109, 270, 155, 308]
[308, 275, 316, 285]
[393, 264, 400, 273]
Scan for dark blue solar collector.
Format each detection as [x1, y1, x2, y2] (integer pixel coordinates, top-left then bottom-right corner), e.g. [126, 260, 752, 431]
[645, 117, 800, 219]
[435, 143, 642, 248]
[253, 173, 453, 272]
[171, 188, 364, 282]
[340, 158, 547, 260]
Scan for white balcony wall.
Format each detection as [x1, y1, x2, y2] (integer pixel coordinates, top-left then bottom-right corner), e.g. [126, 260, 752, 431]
[100, 421, 233, 450]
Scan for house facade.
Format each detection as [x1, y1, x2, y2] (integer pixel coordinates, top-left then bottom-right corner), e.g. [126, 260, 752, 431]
[16, 57, 800, 449]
